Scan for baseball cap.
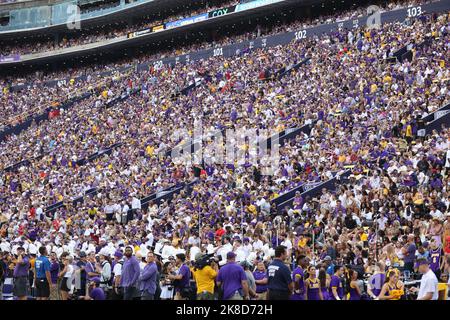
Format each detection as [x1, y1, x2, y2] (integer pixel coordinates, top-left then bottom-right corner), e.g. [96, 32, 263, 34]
[79, 251, 87, 258]
[114, 251, 123, 259]
[324, 256, 332, 261]
[90, 277, 101, 285]
[226, 251, 236, 259]
[417, 258, 429, 266]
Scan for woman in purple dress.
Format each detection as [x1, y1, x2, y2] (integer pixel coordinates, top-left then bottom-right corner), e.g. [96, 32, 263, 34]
[348, 269, 361, 300]
[318, 267, 330, 300]
[305, 266, 323, 300]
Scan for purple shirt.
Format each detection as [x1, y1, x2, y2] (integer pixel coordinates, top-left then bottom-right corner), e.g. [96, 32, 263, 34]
[404, 243, 416, 263]
[253, 270, 268, 293]
[85, 261, 97, 281]
[139, 262, 158, 294]
[50, 261, 60, 284]
[328, 275, 344, 300]
[120, 256, 140, 288]
[217, 262, 247, 300]
[13, 256, 30, 278]
[369, 273, 386, 297]
[175, 264, 191, 292]
[291, 266, 305, 300]
[90, 287, 106, 300]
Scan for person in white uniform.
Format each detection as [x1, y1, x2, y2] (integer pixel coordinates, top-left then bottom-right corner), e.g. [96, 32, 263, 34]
[409, 258, 438, 300]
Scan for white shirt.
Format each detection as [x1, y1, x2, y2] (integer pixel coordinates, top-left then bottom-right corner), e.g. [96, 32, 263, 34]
[430, 209, 443, 220]
[64, 264, 75, 278]
[281, 239, 293, 251]
[189, 246, 201, 262]
[417, 269, 438, 300]
[131, 197, 141, 210]
[377, 216, 388, 231]
[113, 259, 123, 277]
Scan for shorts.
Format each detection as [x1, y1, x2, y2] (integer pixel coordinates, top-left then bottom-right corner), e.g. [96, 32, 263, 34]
[60, 277, 71, 292]
[13, 277, 29, 297]
[35, 278, 50, 298]
[106, 213, 113, 221]
[197, 291, 214, 300]
[267, 289, 290, 300]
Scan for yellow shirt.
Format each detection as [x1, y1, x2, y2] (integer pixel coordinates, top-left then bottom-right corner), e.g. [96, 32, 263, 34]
[146, 145, 154, 156]
[193, 266, 217, 294]
[370, 83, 378, 93]
[405, 125, 412, 137]
[247, 204, 257, 215]
[383, 75, 392, 83]
[297, 238, 308, 248]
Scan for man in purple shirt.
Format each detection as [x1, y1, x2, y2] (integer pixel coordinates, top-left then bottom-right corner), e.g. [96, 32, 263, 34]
[120, 246, 140, 300]
[13, 247, 30, 300]
[139, 252, 158, 300]
[216, 252, 249, 300]
[253, 260, 268, 299]
[168, 253, 191, 300]
[49, 252, 60, 300]
[403, 234, 417, 273]
[328, 265, 344, 300]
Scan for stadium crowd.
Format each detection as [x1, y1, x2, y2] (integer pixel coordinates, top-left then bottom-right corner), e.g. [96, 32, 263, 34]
[0, 0, 432, 86]
[0, 2, 449, 301]
[0, 0, 243, 56]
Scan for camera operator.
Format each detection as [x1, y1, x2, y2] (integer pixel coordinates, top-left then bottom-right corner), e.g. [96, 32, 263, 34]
[85, 277, 106, 300]
[167, 253, 191, 300]
[409, 258, 439, 300]
[192, 253, 218, 300]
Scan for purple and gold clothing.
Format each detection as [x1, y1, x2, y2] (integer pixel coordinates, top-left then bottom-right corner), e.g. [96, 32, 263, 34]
[349, 283, 361, 300]
[321, 286, 329, 300]
[385, 282, 403, 300]
[306, 278, 321, 300]
[328, 275, 344, 300]
[368, 273, 385, 297]
[290, 266, 305, 300]
[429, 247, 442, 273]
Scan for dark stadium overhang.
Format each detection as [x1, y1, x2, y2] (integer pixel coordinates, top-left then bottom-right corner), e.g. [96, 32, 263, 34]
[0, 0, 322, 67]
[0, 0, 192, 39]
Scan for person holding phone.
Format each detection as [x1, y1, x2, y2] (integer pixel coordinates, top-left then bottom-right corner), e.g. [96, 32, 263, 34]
[58, 255, 74, 300]
[13, 247, 30, 300]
